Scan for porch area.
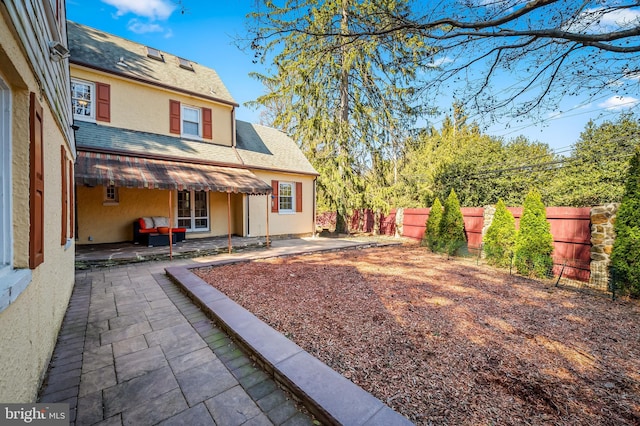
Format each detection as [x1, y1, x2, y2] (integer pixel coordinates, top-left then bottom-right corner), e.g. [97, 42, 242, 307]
[75, 235, 271, 269]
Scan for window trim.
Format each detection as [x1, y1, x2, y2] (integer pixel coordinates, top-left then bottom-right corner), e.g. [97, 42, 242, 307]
[0, 77, 32, 313]
[278, 182, 295, 214]
[177, 190, 210, 232]
[181, 105, 202, 139]
[71, 78, 96, 122]
[1, 76, 12, 272]
[103, 185, 119, 205]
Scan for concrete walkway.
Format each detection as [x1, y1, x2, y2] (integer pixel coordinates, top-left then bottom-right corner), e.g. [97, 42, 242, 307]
[38, 237, 406, 425]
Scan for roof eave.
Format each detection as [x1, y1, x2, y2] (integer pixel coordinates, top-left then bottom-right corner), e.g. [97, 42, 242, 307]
[70, 60, 240, 108]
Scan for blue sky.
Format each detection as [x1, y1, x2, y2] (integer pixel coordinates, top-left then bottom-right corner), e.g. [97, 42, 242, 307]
[66, 0, 639, 153]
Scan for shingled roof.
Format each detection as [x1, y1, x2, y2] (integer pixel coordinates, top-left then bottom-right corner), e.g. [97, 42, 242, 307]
[74, 121, 318, 176]
[236, 121, 317, 175]
[67, 21, 237, 106]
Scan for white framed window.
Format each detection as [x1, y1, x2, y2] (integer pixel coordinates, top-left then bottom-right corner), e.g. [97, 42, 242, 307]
[177, 190, 209, 231]
[71, 78, 95, 121]
[103, 185, 119, 205]
[181, 105, 201, 138]
[0, 75, 32, 311]
[279, 182, 294, 213]
[1, 77, 11, 271]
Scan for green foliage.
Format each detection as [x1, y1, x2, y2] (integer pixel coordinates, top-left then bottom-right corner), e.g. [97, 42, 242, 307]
[514, 189, 554, 278]
[439, 190, 466, 256]
[611, 147, 640, 297]
[422, 198, 443, 252]
[247, 0, 433, 232]
[547, 114, 640, 207]
[483, 200, 517, 268]
[395, 107, 557, 208]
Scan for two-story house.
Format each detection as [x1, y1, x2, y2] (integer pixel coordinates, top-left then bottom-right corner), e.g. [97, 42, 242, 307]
[68, 22, 318, 246]
[0, 0, 76, 402]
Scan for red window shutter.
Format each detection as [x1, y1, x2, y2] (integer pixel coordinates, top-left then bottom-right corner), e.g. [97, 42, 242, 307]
[96, 82, 111, 122]
[203, 107, 212, 139]
[271, 180, 279, 213]
[61, 146, 68, 245]
[68, 159, 74, 239]
[29, 92, 45, 268]
[170, 100, 181, 134]
[296, 182, 303, 212]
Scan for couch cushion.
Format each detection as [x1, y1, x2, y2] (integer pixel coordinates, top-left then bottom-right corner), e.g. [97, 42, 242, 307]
[141, 217, 155, 229]
[153, 216, 169, 227]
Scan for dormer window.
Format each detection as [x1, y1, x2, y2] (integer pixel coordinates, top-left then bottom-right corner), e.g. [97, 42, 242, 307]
[147, 46, 164, 62]
[178, 57, 193, 71]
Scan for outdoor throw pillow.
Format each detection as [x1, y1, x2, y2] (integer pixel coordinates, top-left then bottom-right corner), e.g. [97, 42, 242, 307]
[142, 217, 155, 229]
[153, 216, 169, 227]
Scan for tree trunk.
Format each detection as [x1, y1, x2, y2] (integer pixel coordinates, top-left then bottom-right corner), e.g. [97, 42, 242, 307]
[335, 209, 349, 234]
[334, 0, 350, 236]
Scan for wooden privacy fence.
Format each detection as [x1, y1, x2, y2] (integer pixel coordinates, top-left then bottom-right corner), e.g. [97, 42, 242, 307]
[322, 206, 593, 282]
[508, 207, 592, 281]
[400, 207, 485, 248]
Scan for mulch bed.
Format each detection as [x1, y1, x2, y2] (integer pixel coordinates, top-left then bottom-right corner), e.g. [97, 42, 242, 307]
[194, 244, 640, 425]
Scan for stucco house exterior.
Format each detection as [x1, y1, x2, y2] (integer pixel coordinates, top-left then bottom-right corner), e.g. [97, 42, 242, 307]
[68, 22, 318, 246]
[0, 0, 76, 402]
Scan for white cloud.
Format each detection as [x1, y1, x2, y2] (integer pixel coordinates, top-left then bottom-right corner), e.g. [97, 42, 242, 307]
[569, 7, 640, 33]
[427, 56, 454, 68]
[127, 19, 164, 34]
[598, 96, 640, 110]
[598, 8, 640, 28]
[101, 0, 176, 21]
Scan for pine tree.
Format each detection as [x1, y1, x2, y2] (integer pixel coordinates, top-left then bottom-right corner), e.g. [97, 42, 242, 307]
[439, 189, 466, 256]
[514, 189, 554, 277]
[611, 147, 640, 296]
[247, 0, 432, 233]
[484, 200, 517, 268]
[422, 198, 443, 252]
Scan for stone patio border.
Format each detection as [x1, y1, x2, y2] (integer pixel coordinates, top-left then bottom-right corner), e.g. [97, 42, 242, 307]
[165, 242, 412, 426]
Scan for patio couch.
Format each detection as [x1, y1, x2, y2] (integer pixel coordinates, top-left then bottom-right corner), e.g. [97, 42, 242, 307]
[133, 217, 186, 246]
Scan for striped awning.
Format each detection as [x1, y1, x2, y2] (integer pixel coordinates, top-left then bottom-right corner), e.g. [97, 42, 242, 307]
[75, 151, 272, 195]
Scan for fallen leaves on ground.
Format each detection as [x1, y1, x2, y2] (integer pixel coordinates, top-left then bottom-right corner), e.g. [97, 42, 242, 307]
[194, 244, 640, 425]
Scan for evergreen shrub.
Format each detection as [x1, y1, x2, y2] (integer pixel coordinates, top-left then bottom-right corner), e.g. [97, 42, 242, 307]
[439, 189, 467, 256]
[484, 199, 517, 268]
[422, 198, 443, 252]
[514, 189, 554, 277]
[611, 147, 640, 297]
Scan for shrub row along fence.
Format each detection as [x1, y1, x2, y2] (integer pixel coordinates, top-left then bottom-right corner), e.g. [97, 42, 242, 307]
[321, 204, 619, 294]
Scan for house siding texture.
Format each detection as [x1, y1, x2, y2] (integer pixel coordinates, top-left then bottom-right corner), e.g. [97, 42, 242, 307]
[69, 23, 318, 244]
[0, 1, 75, 402]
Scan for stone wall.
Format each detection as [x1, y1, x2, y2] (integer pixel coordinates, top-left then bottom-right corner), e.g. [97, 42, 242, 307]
[589, 203, 619, 288]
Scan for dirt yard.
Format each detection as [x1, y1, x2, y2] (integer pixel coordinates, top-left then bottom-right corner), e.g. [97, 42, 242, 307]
[194, 244, 640, 425]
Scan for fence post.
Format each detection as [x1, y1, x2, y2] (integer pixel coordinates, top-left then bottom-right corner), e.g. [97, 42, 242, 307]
[555, 261, 567, 287]
[395, 208, 404, 238]
[609, 266, 617, 300]
[509, 251, 514, 275]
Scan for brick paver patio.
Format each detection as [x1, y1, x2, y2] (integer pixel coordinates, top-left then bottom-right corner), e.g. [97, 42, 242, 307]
[38, 258, 313, 425]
